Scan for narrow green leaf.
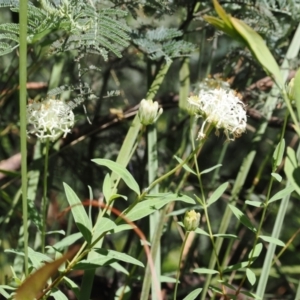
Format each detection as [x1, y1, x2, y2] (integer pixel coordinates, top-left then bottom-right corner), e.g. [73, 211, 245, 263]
[173, 155, 196, 175]
[102, 173, 112, 201]
[269, 186, 294, 203]
[217, 281, 236, 291]
[193, 268, 219, 275]
[50, 232, 82, 251]
[63, 277, 80, 299]
[28, 248, 52, 269]
[195, 228, 210, 236]
[183, 288, 203, 300]
[63, 183, 92, 244]
[240, 291, 261, 299]
[230, 17, 283, 87]
[273, 139, 285, 167]
[46, 230, 65, 236]
[51, 290, 68, 300]
[212, 0, 233, 28]
[92, 217, 116, 243]
[201, 164, 222, 175]
[284, 147, 300, 196]
[0, 286, 12, 298]
[92, 159, 140, 195]
[204, 0, 242, 42]
[223, 261, 249, 273]
[126, 193, 195, 221]
[109, 262, 130, 275]
[228, 204, 257, 233]
[259, 235, 285, 247]
[160, 276, 177, 283]
[245, 200, 263, 207]
[213, 234, 238, 239]
[246, 268, 256, 286]
[294, 68, 300, 122]
[271, 173, 282, 182]
[207, 182, 228, 207]
[95, 248, 144, 267]
[248, 243, 263, 261]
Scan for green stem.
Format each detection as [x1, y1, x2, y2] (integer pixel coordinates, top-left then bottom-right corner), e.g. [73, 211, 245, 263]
[255, 112, 293, 298]
[19, 0, 29, 276]
[41, 139, 50, 253]
[174, 232, 190, 300]
[140, 122, 161, 300]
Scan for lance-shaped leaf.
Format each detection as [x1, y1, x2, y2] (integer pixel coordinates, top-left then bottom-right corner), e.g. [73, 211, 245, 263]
[230, 17, 283, 88]
[64, 183, 93, 244]
[204, 0, 283, 88]
[203, 0, 243, 43]
[92, 159, 140, 195]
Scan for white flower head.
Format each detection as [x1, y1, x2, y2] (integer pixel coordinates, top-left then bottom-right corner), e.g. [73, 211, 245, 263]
[188, 86, 247, 141]
[138, 99, 163, 125]
[27, 98, 74, 142]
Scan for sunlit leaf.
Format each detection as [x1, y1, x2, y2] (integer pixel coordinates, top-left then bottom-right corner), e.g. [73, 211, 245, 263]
[51, 289, 68, 300]
[271, 173, 282, 182]
[193, 268, 218, 275]
[64, 183, 93, 244]
[95, 248, 144, 267]
[259, 235, 285, 247]
[206, 182, 228, 207]
[228, 204, 257, 233]
[92, 159, 140, 195]
[273, 139, 285, 167]
[182, 288, 202, 300]
[92, 217, 116, 243]
[223, 261, 249, 273]
[230, 17, 283, 87]
[201, 164, 222, 175]
[245, 200, 262, 207]
[246, 268, 256, 286]
[195, 227, 210, 236]
[248, 243, 263, 261]
[213, 234, 238, 239]
[126, 193, 195, 221]
[50, 232, 82, 251]
[173, 155, 196, 175]
[240, 290, 262, 299]
[269, 186, 294, 203]
[102, 173, 112, 202]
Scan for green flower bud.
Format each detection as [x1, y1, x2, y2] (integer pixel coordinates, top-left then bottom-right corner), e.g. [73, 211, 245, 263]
[287, 78, 295, 101]
[183, 210, 200, 232]
[138, 99, 163, 125]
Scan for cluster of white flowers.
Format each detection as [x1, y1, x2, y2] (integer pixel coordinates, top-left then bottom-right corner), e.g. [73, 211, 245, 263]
[27, 99, 74, 142]
[187, 79, 247, 141]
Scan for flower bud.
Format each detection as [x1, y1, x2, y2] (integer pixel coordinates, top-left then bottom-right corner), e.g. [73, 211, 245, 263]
[287, 78, 295, 101]
[138, 99, 162, 125]
[183, 210, 200, 231]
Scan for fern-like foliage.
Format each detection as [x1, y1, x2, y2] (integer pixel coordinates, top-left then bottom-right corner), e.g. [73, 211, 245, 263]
[0, 0, 130, 58]
[132, 27, 196, 63]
